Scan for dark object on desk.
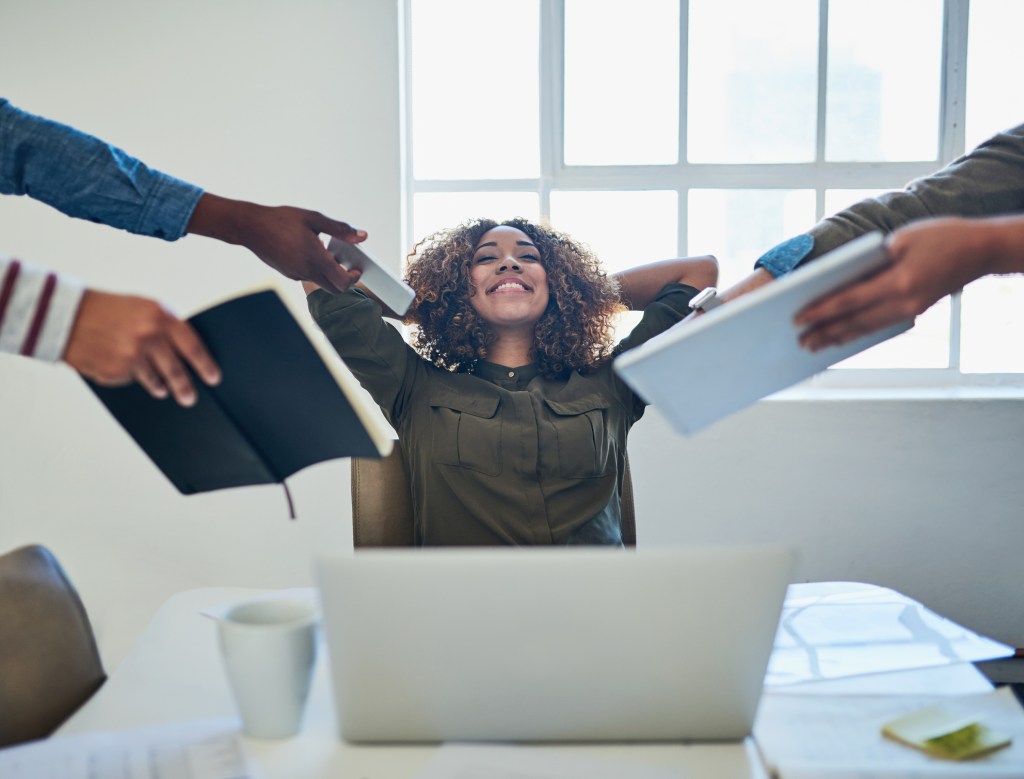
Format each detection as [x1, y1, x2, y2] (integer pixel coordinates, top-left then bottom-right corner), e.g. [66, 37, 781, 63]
[0, 545, 106, 747]
[975, 656, 1024, 708]
[88, 287, 393, 495]
[350, 440, 637, 547]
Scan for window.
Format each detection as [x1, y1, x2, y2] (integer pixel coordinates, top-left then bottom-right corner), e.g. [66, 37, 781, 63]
[406, 0, 1023, 381]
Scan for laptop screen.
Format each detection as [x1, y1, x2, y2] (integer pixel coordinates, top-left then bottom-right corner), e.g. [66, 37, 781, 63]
[316, 546, 795, 743]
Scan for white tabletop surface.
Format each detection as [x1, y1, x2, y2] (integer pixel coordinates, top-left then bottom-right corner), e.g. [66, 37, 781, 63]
[58, 587, 771, 779]
[57, 582, 1015, 779]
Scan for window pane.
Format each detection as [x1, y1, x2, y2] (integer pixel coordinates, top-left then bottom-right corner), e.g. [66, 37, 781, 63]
[563, 0, 679, 165]
[965, 0, 1024, 152]
[826, 0, 941, 161]
[823, 189, 949, 368]
[549, 191, 677, 274]
[960, 277, 1024, 373]
[687, 189, 815, 288]
[412, 192, 540, 244]
[687, 0, 817, 163]
[833, 300, 949, 369]
[410, 0, 539, 180]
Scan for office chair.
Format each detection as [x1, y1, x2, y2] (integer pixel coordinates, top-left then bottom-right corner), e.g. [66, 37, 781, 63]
[0, 544, 106, 746]
[351, 441, 637, 547]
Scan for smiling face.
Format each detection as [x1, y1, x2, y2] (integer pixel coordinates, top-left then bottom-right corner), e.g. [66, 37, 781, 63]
[467, 225, 550, 333]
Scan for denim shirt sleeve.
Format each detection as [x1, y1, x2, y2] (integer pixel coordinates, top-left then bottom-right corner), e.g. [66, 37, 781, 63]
[0, 98, 204, 240]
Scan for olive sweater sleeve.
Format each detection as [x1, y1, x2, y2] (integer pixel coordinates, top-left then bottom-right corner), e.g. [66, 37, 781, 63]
[307, 287, 423, 427]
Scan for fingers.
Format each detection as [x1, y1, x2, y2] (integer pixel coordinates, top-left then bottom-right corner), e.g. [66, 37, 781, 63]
[799, 298, 912, 351]
[141, 341, 196, 406]
[795, 270, 888, 329]
[796, 271, 917, 351]
[64, 291, 220, 407]
[309, 212, 368, 244]
[312, 254, 363, 294]
[166, 318, 221, 386]
[132, 355, 170, 401]
[295, 212, 367, 294]
[234, 205, 369, 292]
[143, 318, 221, 407]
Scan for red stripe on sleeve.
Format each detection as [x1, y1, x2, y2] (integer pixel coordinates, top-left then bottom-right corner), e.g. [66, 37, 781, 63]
[0, 260, 22, 330]
[20, 272, 58, 356]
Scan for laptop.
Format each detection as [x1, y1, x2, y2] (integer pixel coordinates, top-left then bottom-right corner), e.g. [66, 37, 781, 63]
[315, 545, 795, 743]
[614, 232, 913, 436]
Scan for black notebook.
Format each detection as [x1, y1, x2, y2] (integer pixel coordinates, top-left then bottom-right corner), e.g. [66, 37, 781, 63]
[87, 286, 394, 495]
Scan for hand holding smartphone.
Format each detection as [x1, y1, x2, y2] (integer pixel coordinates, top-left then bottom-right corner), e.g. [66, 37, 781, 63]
[325, 237, 416, 317]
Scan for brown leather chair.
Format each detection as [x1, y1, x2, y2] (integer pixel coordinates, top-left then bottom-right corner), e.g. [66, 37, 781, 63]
[351, 441, 636, 547]
[0, 545, 106, 746]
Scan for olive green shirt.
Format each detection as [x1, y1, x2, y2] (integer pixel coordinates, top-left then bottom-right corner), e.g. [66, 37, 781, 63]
[309, 283, 697, 546]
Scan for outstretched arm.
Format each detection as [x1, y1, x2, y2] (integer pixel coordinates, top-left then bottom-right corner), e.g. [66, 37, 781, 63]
[796, 215, 1024, 351]
[614, 256, 718, 311]
[187, 195, 365, 294]
[0, 255, 219, 406]
[707, 123, 1024, 312]
[0, 99, 365, 293]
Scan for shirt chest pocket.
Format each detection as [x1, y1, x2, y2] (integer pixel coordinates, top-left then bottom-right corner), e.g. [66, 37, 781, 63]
[429, 392, 502, 476]
[543, 396, 611, 480]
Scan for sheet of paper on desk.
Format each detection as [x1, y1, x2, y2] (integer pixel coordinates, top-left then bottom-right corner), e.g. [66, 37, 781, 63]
[413, 744, 688, 779]
[766, 583, 1012, 688]
[755, 686, 1024, 778]
[0, 719, 254, 779]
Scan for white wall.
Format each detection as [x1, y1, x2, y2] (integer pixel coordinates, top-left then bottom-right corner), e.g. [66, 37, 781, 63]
[630, 397, 1024, 648]
[1, 1, 1022, 675]
[0, 0, 402, 667]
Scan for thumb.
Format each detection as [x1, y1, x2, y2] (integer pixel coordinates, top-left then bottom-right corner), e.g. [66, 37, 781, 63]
[311, 213, 367, 243]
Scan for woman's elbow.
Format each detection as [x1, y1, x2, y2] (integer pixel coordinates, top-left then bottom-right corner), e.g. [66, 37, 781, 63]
[685, 255, 718, 289]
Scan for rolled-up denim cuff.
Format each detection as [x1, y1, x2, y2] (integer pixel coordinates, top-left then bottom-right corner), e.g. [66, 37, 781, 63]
[753, 234, 814, 278]
[135, 172, 205, 241]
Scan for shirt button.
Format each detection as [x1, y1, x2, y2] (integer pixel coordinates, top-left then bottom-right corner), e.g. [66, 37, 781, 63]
[507, 371, 515, 378]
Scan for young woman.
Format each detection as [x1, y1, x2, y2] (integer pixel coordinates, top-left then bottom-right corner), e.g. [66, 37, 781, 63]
[305, 217, 716, 546]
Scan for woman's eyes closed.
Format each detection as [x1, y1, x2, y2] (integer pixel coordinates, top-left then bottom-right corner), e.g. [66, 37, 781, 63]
[475, 254, 540, 264]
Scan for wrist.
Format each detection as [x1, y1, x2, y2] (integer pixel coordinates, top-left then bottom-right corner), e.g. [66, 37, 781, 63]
[186, 193, 257, 247]
[980, 217, 1024, 275]
[718, 268, 774, 304]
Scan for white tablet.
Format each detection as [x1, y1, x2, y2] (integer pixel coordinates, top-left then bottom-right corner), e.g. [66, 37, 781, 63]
[614, 232, 911, 436]
[326, 237, 416, 317]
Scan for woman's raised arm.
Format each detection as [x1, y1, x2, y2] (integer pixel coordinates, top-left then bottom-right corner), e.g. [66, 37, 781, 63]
[614, 256, 718, 311]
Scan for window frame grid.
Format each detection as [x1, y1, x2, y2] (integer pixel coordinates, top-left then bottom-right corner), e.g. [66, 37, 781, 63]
[405, 0, 1020, 387]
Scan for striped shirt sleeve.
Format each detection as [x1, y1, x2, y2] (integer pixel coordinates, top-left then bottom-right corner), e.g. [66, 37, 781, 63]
[0, 254, 85, 362]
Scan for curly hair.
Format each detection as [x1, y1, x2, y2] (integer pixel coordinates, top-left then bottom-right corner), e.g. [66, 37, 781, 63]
[404, 217, 622, 378]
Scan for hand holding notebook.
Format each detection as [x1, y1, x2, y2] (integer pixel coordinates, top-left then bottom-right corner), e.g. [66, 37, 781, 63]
[87, 285, 394, 499]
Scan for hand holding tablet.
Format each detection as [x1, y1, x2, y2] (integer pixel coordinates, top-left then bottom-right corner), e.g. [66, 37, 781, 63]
[614, 232, 913, 436]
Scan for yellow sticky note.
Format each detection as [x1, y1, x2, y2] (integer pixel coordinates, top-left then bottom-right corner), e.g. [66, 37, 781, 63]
[882, 705, 1012, 761]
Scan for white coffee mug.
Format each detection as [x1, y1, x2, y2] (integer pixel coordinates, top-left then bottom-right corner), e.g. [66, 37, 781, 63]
[217, 598, 318, 738]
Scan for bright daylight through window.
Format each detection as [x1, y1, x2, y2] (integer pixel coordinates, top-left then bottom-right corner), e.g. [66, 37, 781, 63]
[407, 0, 1024, 380]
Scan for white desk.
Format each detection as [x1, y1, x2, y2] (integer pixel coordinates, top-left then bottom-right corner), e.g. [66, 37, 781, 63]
[58, 587, 769, 779]
[56, 585, 1017, 779]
